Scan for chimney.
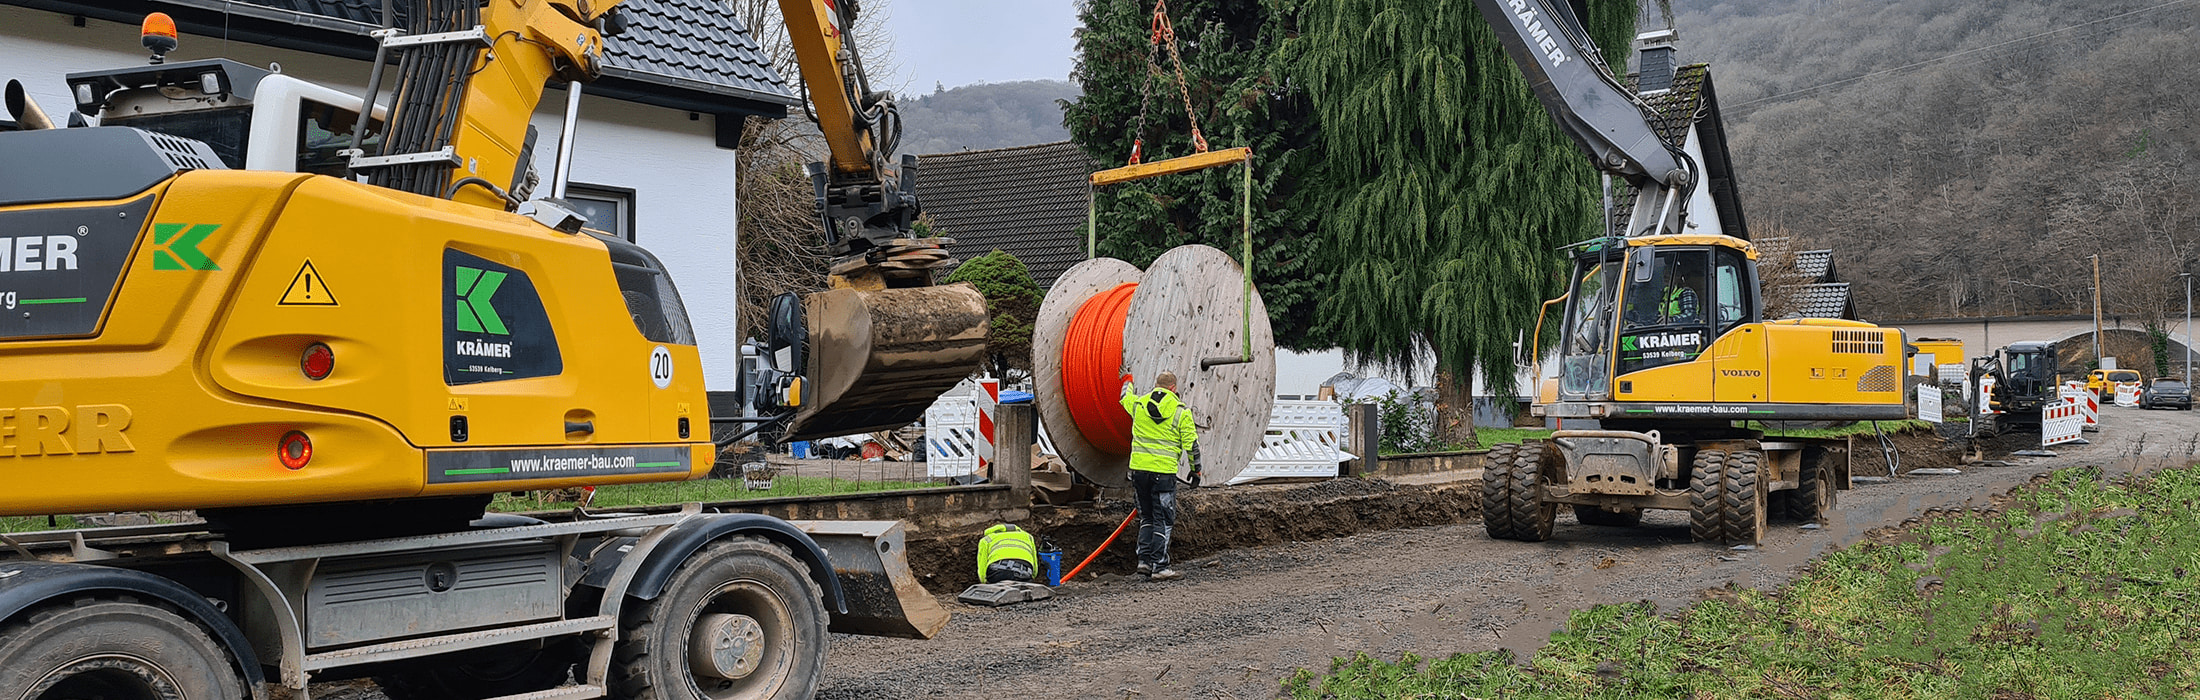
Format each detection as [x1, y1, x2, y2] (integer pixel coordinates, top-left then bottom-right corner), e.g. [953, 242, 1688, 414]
[1635, 29, 1678, 94]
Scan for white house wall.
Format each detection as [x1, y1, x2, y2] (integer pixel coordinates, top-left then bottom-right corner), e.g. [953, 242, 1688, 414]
[2, 6, 749, 389]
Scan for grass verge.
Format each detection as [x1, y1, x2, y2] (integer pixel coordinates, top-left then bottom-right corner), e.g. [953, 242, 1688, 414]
[1284, 464, 2200, 698]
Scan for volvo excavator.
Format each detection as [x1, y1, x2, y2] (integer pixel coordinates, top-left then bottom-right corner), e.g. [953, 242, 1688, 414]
[0, 0, 982, 697]
[1471, 0, 1911, 546]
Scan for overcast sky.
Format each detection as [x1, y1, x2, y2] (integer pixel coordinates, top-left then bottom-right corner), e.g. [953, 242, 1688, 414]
[878, 1, 1081, 94]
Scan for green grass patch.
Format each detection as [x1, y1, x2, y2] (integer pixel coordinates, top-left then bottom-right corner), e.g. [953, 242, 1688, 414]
[1284, 465, 2200, 698]
[0, 516, 79, 534]
[1748, 419, 1934, 439]
[489, 475, 940, 512]
[1472, 428, 1554, 450]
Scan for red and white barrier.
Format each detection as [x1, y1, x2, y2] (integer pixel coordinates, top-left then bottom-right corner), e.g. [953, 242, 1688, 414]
[2043, 396, 2086, 448]
[2114, 382, 2140, 407]
[975, 378, 1000, 469]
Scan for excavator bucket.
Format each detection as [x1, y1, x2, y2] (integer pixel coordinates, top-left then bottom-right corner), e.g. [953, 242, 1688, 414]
[792, 519, 950, 639]
[786, 283, 989, 441]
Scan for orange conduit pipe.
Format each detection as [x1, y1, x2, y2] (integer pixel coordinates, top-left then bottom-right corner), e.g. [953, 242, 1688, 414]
[1063, 509, 1138, 583]
[1060, 282, 1139, 454]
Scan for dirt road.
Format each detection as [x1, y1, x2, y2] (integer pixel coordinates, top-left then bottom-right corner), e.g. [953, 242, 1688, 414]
[818, 409, 2200, 699]
[316, 407, 2197, 699]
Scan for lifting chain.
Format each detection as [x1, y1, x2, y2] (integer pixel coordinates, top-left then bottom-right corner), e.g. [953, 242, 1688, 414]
[1127, 0, 1207, 165]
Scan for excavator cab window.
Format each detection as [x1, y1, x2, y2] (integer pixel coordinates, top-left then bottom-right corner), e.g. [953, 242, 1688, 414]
[593, 233, 697, 346]
[1713, 247, 1751, 333]
[1616, 247, 1711, 376]
[297, 101, 381, 177]
[1558, 256, 1620, 400]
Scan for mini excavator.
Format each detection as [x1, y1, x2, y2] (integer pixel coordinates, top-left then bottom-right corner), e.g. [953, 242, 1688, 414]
[1471, 0, 1911, 545]
[0, 0, 974, 696]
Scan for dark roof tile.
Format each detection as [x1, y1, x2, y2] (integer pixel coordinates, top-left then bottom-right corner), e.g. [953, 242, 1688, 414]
[916, 141, 1097, 288]
[231, 0, 793, 105]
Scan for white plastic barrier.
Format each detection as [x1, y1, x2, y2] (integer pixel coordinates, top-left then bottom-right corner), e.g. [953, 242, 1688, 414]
[1231, 400, 1352, 485]
[1917, 384, 1942, 424]
[925, 400, 982, 478]
[2043, 397, 2085, 447]
[2062, 382, 2100, 431]
[2114, 383, 2140, 407]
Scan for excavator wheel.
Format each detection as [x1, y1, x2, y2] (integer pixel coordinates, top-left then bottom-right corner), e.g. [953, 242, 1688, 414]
[1479, 443, 1520, 540]
[1787, 449, 1836, 523]
[0, 595, 245, 700]
[1687, 449, 1727, 543]
[1498, 441, 1558, 542]
[1720, 450, 1768, 545]
[1573, 505, 1643, 527]
[611, 537, 829, 700]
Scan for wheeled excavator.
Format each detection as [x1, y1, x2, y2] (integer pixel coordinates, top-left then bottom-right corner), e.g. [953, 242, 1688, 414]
[0, 0, 982, 697]
[1471, 0, 1911, 545]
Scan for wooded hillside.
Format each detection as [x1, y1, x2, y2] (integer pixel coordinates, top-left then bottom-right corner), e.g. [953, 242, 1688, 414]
[895, 80, 1078, 155]
[1672, 0, 2200, 321]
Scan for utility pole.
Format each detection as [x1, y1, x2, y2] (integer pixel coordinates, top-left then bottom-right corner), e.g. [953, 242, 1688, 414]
[2185, 272, 2192, 386]
[2091, 254, 2103, 364]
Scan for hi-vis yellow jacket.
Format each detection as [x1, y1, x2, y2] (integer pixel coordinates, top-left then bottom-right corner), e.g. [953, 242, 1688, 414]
[1121, 386, 1197, 474]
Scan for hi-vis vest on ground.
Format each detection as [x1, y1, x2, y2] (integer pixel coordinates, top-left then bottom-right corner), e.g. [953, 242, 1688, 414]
[1121, 386, 1198, 474]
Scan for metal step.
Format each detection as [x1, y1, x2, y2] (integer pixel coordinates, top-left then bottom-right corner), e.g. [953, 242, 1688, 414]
[302, 615, 614, 671]
[482, 685, 606, 700]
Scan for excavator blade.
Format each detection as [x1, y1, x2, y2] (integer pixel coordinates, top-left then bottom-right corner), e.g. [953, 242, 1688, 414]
[792, 519, 950, 639]
[787, 283, 989, 441]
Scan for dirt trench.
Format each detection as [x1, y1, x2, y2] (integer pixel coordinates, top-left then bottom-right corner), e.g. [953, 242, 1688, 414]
[906, 476, 1482, 593]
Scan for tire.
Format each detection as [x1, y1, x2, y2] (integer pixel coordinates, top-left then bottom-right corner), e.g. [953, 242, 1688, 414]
[1788, 451, 1835, 523]
[1480, 443, 1519, 540]
[377, 641, 577, 700]
[0, 596, 245, 700]
[1572, 505, 1642, 527]
[611, 537, 829, 700]
[1722, 450, 1767, 545]
[1504, 442, 1559, 542]
[1688, 449, 1726, 543]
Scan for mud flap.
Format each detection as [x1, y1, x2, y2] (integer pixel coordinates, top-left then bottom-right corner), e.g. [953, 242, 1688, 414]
[791, 519, 950, 639]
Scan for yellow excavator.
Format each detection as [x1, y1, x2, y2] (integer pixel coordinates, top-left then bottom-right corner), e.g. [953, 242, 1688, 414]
[1471, 0, 1910, 545]
[0, 0, 982, 697]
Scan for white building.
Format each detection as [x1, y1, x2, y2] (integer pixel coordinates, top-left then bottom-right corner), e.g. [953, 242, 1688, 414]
[0, 0, 797, 391]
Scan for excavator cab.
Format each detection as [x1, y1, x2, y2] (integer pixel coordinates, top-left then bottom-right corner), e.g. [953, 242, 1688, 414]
[1551, 234, 1758, 404]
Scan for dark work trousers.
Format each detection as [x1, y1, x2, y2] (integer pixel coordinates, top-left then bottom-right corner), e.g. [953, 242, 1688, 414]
[1131, 470, 1178, 570]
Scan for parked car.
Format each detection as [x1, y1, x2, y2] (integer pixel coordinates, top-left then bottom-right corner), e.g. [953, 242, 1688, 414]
[2087, 368, 2143, 395]
[2140, 378, 2192, 410]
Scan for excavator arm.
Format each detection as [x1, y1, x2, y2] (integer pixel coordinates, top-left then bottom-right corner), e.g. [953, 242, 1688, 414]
[774, 0, 933, 279]
[1470, 0, 1697, 237]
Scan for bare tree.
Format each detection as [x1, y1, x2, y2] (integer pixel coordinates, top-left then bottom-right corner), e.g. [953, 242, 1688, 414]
[728, 0, 907, 339]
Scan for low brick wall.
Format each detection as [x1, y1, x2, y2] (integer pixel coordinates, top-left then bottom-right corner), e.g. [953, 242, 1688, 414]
[1372, 449, 1488, 478]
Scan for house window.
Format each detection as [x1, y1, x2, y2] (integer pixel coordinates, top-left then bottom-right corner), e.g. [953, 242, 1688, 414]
[564, 184, 636, 242]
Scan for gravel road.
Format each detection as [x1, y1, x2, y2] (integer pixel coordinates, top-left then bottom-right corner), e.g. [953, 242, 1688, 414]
[318, 406, 2200, 699]
[818, 408, 2200, 699]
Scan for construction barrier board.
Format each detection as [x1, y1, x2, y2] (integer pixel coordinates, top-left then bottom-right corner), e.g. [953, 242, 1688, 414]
[1233, 400, 1351, 485]
[1917, 383, 1942, 424]
[2043, 398, 2085, 448]
[2115, 383, 2141, 407]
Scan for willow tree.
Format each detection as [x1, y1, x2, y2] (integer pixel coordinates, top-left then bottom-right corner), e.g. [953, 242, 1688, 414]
[1062, 0, 1329, 349]
[1285, 0, 1636, 442]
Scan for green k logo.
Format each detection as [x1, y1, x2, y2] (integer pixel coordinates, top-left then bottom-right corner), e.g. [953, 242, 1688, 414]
[1620, 336, 1638, 353]
[151, 224, 221, 271]
[454, 266, 508, 335]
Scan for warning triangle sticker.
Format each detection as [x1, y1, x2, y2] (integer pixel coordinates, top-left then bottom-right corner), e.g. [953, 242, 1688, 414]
[280, 260, 339, 306]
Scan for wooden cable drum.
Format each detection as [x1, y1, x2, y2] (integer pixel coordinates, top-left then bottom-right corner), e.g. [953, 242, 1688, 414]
[1033, 258, 1143, 486]
[1032, 246, 1276, 487]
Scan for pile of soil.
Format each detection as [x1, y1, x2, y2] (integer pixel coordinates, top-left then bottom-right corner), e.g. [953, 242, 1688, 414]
[1849, 427, 1967, 476]
[903, 476, 1480, 593]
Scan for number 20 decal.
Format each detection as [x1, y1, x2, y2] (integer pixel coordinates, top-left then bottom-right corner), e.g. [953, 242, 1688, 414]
[649, 345, 674, 389]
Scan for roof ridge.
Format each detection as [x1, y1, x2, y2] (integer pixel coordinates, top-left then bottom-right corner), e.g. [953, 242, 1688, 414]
[917, 140, 1081, 159]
